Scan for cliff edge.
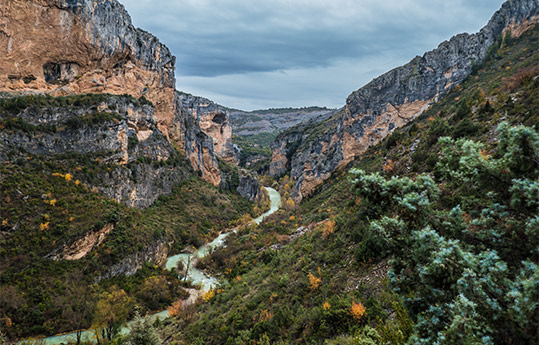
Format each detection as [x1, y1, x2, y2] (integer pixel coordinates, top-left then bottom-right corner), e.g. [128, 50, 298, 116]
[0, 0, 221, 184]
[270, 0, 539, 200]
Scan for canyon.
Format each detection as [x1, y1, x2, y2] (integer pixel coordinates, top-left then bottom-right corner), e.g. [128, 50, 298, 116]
[0, 0, 537, 343]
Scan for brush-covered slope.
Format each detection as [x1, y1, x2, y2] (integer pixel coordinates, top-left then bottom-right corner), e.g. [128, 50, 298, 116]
[0, 93, 254, 340]
[162, 23, 538, 345]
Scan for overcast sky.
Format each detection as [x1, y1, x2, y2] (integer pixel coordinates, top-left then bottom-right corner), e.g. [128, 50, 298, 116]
[121, 0, 504, 110]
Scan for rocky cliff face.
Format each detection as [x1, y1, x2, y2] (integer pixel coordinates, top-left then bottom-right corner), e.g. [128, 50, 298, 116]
[270, 0, 539, 201]
[269, 109, 344, 199]
[175, 92, 260, 199]
[342, 0, 539, 167]
[177, 92, 239, 166]
[0, 94, 191, 208]
[0, 0, 221, 185]
[172, 92, 223, 186]
[236, 173, 259, 201]
[0, 0, 175, 135]
[219, 166, 260, 201]
[97, 240, 169, 281]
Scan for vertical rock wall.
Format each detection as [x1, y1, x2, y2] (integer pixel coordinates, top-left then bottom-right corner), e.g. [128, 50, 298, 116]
[0, 0, 222, 185]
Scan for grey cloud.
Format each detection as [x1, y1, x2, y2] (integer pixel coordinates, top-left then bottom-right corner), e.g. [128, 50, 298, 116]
[124, 0, 502, 77]
[121, 0, 505, 109]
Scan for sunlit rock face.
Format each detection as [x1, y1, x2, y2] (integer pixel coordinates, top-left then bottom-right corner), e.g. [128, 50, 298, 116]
[176, 92, 262, 200]
[0, 0, 222, 185]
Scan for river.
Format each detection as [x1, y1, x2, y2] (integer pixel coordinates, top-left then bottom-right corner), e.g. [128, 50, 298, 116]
[20, 187, 281, 345]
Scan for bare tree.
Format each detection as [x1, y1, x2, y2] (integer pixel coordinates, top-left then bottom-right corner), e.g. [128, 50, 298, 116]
[55, 270, 95, 345]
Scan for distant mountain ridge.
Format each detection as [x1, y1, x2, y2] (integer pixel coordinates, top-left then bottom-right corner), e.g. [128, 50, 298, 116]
[176, 91, 337, 172]
[269, 0, 539, 200]
[229, 107, 334, 136]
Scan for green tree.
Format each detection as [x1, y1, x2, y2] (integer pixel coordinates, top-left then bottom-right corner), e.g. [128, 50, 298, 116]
[124, 313, 162, 345]
[0, 328, 7, 345]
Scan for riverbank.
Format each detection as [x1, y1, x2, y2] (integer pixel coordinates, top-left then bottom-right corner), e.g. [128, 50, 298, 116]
[18, 187, 281, 345]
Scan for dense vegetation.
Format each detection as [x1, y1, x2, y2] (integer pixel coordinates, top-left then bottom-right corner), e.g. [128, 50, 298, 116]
[162, 27, 538, 345]
[0, 93, 153, 114]
[0, 95, 252, 340]
[232, 133, 276, 172]
[350, 121, 538, 343]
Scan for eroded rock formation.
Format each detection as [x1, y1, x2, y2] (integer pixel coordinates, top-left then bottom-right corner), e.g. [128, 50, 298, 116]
[97, 240, 169, 280]
[0, 94, 192, 208]
[177, 92, 239, 166]
[53, 223, 115, 261]
[0, 0, 221, 185]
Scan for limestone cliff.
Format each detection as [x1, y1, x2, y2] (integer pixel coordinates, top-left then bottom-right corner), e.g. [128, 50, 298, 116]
[0, 94, 191, 208]
[270, 109, 344, 199]
[270, 0, 539, 201]
[342, 0, 539, 167]
[177, 92, 239, 166]
[173, 92, 223, 186]
[176, 91, 263, 199]
[97, 240, 169, 281]
[0, 0, 221, 185]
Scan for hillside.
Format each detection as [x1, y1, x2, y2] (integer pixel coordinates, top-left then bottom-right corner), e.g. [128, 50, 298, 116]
[162, 20, 538, 345]
[269, 0, 538, 201]
[0, 93, 255, 339]
[0, 1, 267, 340]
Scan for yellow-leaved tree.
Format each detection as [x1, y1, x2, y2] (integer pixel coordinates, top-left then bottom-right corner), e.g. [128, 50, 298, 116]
[350, 301, 366, 322]
[92, 286, 134, 342]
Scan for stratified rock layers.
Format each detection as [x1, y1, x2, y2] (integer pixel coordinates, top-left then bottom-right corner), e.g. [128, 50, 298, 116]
[0, 0, 221, 184]
[177, 92, 239, 166]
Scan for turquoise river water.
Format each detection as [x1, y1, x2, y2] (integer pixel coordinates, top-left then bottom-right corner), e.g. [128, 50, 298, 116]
[19, 187, 281, 345]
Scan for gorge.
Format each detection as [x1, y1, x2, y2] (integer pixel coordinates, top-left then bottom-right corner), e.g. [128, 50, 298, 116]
[1, 0, 538, 344]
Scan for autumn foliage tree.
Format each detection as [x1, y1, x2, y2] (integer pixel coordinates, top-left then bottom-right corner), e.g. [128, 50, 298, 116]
[168, 300, 183, 317]
[308, 267, 322, 291]
[321, 219, 336, 239]
[93, 286, 134, 343]
[350, 301, 366, 322]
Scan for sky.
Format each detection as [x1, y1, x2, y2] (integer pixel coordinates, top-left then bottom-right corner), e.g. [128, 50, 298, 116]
[121, 0, 505, 111]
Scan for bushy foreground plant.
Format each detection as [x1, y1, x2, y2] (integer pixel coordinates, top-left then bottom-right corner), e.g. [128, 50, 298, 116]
[350, 122, 538, 344]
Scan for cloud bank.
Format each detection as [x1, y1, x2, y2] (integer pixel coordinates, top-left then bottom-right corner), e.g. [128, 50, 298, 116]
[121, 0, 504, 110]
